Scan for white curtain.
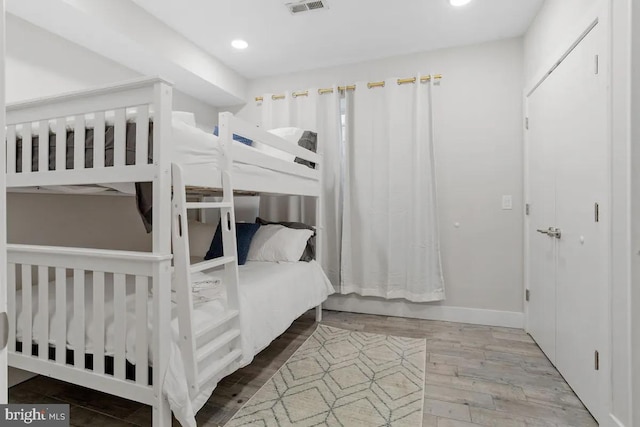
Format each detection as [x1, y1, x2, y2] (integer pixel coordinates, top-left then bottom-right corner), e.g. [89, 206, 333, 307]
[259, 89, 342, 287]
[340, 76, 445, 302]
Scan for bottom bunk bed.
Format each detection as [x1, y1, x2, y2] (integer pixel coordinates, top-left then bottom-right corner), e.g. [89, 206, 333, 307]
[9, 248, 333, 425]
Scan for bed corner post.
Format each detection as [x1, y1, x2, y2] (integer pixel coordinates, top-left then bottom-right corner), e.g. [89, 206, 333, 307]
[151, 80, 173, 426]
[152, 80, 173, 255]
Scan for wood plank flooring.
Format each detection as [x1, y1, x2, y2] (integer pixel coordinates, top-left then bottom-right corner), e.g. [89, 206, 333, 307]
[8, 310, 597, 426]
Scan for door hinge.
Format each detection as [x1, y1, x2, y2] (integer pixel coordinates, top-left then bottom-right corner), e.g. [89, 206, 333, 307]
[525, 117, 529, 130]
[595, 203, 599, 222]
[525, 203, 530, 215]
[525, 289, 530, 302]
[595, 55, 599, 75]
[594, 350, 600, 370]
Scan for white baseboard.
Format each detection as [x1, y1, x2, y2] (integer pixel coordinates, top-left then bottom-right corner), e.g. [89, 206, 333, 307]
[324, 294, 525, 329]
[8, 367, 37, 387]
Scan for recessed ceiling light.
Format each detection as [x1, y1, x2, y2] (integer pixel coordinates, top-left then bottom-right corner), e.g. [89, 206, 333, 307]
[231, 39, 249, 50]
[450, 0, 472, 6]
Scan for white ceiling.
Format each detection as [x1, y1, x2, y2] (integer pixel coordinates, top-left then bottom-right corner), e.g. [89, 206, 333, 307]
[131, 0, 544, 79]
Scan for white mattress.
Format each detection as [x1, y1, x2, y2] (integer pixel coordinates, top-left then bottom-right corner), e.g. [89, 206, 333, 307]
[14, 260, 334, 426]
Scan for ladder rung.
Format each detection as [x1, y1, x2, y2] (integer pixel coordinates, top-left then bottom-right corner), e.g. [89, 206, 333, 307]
[191, 256, 236, 273]
[199, 349, 243, 387]
[197, 329, 241, 363]
[195, 309, 239, 340]
[185, 202, 232, 210]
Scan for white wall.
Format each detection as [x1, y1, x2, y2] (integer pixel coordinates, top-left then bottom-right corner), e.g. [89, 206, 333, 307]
[7, 193, 151, 251]
[629, 1, 640, 426]
[0, 0, 7, 398]
[525, 0, 633, 425]
[5, 14, 219, 132]
[235, 38, 525, 322]
[6, 0, 247, 107]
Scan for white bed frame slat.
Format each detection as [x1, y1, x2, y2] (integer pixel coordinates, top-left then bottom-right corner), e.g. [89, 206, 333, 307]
[6, 126, 16, 174]
[8, 245, 166, 277]
[114, 108, 126, 168]
[55, 118, 66, 172]
[135, 105, 149, 166]
[113, 273, 126, 380]
[135, 275, 149, 385]
[74, 116, 86, 171]
[7, 263, 16, 352]
[55, 267, 66, 364]
[38, 120, 48, 173]
[152, 262, 171, 424]
[7, 83, 155, 125]
[21, 264, 32, 356]
[8, 165, 158, 188]
[232, 146, 320, 180]
[38, 265, 48, 360]
[9, 354, 155, 405]
[226, 113, 321, 164]
[73, 269, 85, 369]
[94, 111, 106, 169]
[93, 271, 105, 375]
[22, 123, 32, 174]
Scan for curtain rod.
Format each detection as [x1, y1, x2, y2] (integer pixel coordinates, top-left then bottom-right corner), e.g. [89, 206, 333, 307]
[254, 74, 443, 102]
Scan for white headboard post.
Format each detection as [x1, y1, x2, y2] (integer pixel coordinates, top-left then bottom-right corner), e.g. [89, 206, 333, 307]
[151, 80, 173, 425]
[151, 81, 172, 255]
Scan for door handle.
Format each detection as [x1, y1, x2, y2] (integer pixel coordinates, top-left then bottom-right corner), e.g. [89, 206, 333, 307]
[536, 227, 562, 239]
[0, 312, 8, 351]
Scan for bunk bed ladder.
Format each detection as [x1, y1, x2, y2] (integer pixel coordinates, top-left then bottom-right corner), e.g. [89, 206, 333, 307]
[171, 164, 243, 397]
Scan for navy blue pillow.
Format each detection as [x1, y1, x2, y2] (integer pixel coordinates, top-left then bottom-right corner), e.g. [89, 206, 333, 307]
[213, 125, 253, 146]
[205, 222, 260, 265]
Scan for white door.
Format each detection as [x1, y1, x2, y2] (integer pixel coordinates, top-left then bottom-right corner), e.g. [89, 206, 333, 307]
[526, 22, 607, 423]
[553, 24, 607, 423]
[526, 81, 558, 363]
[0, 0, 7, 405]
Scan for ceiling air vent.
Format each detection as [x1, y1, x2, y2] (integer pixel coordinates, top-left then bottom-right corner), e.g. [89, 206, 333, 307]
[286, 0, 329, 14]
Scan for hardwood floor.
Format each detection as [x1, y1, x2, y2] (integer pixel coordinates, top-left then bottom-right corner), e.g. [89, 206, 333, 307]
[8, 310, 597, 426]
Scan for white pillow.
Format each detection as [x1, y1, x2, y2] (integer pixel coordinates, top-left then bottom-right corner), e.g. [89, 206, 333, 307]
[268, 127, 305, 143]
[172, 111, 197, 127]
[252, 127, 304, 162]
[247, 224, 314, 262]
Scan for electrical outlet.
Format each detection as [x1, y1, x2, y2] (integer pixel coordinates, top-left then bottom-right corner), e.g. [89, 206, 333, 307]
[502, 195, 513, 210]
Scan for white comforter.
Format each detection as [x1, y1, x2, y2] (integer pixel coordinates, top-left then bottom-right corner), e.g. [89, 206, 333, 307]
[15, 260, 334, 426]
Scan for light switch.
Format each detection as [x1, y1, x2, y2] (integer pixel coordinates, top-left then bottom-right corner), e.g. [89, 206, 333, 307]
[502, 195, 513, 210]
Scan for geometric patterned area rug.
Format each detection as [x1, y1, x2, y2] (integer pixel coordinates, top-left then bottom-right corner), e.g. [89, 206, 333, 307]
[225, 325, 426, 427]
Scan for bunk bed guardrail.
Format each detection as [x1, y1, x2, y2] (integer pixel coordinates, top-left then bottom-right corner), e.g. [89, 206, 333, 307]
[5, 77, 170, 188]
[7, 244, 172, 405]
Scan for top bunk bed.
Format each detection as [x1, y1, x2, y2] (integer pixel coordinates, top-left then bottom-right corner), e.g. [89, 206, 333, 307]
[5, 77, 322, 198]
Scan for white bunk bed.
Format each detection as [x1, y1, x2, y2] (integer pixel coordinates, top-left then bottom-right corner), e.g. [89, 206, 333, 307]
[4, 77, 332, 426]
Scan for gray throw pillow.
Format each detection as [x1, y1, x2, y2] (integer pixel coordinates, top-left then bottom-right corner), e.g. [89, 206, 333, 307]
[255, 217, 315, 262]
[294, 131, 318, 168]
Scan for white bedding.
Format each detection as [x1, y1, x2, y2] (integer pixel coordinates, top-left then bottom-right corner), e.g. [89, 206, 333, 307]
[23, 113, 316, 196]
[14, 260, 334, 426]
